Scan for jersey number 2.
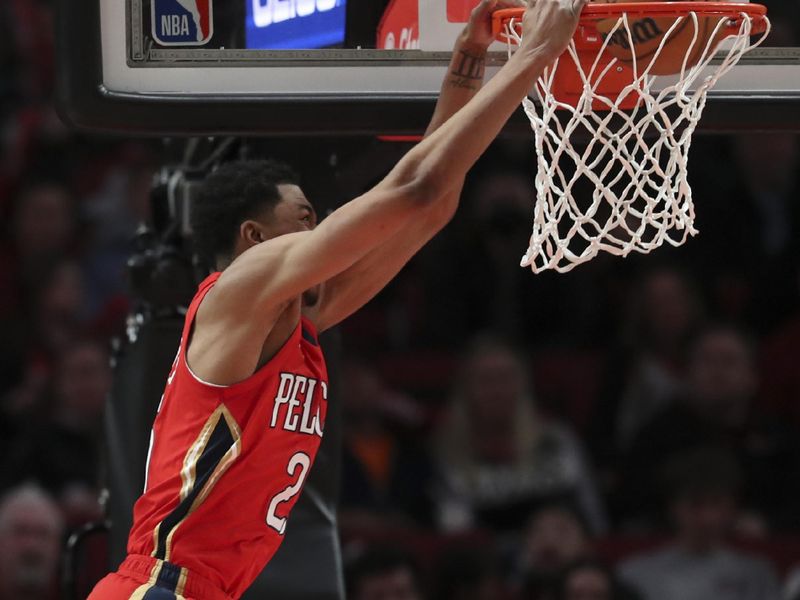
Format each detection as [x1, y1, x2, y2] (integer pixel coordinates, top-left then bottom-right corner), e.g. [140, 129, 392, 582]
[266, 452, 311, 535]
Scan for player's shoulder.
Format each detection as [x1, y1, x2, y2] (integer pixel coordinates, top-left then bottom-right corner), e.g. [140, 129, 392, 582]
[194, 271, 222, 298]
[205, 234, 308, 305]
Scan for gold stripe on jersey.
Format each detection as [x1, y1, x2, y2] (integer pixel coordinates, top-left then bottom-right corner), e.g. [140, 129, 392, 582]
[127, 584, 150, 600]
[179, 409, 221, 502]
[175, 565, 188, 597]
[148, 403, 243, 562]
[127, 561, 161, 600]
[186, 406, 243, 514]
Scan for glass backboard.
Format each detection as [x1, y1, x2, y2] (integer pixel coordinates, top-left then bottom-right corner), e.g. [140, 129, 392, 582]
[55, 0, 800, 135]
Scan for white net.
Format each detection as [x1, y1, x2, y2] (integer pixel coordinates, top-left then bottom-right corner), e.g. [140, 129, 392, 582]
[503, 8, 769, 273]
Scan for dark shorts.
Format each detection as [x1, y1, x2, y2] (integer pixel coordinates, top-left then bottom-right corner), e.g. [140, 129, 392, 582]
[88, 555, 232, 600]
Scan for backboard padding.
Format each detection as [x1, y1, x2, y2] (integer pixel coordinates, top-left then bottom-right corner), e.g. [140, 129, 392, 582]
[55, 0, 800, 135]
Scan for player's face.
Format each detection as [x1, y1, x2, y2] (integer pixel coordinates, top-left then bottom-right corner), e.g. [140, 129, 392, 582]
[268, 184, 317, 236]
[258, 184, 321, 305]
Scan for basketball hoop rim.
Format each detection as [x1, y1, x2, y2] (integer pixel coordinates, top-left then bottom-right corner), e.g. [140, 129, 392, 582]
[493, 3, 769, 41]
[489, 3, 771, 273]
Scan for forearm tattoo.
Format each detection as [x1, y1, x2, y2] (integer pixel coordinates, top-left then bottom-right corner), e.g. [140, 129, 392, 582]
[448, 49, 486, 90]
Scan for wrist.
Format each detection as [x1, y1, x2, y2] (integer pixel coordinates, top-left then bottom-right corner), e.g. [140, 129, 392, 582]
[457, 30, 491, 54]
[517, 42, 561, 66]
[508, 45, 553, 74]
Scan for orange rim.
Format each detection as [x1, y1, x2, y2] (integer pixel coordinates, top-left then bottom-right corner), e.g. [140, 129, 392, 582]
[492, 3, 769, 42]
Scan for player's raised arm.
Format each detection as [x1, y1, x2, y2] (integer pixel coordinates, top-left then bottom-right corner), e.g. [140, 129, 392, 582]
[212, 0, 586, 317]
[397, 0, 587, 198]
[307, 0, 525, 331]
[426, 0, 525, 136]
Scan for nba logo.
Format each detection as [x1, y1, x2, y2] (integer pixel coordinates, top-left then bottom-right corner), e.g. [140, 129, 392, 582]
[152, 0, 214, 46]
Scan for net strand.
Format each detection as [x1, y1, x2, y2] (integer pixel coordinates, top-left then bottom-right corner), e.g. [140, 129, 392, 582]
[505, 11, 770, 273]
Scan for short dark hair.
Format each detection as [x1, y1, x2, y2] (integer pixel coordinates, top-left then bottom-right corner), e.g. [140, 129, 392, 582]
[191, 159, 298, 264]
[345, 545, 421, 598]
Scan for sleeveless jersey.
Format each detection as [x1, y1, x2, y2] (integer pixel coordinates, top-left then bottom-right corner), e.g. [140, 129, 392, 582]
[126, 273, 328, 598]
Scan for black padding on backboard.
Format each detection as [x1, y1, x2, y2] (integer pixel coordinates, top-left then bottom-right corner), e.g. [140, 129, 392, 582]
[55, 0, 800, 136]
[53, 0, 434, 137]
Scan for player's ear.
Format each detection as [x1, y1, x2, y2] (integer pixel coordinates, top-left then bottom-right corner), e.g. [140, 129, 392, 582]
[240, 220, 266, 246]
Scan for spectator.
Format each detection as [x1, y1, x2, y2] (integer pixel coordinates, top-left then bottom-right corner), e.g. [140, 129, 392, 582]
[432, 545, 508, 600]
[31, 260, 89, 356]
[425, 168, 533, 343]
[694, 133, 800, 332]
[435, 335, 606, 534]
[423, 167, 600, 347]
[1, 339, 111, 507]
[345, 545, 424, 600]
[14, 182, 75, 255]
[0, 0, 54, 104]
[758, 259, 800, 426]
[516, 501, 594, 597]
[619, 447, 781, 600]
[785, 565, 800, 600]
[0, 260, 88, 462]
[80, 150, 153, 317]
[618, 324, 800, 530]
[339, 359, 436, 532]
[591, 266, 702, 481]
[2, 181, 77, 306]
[531, 560, 641, 600]
[0, 484, 63, 600]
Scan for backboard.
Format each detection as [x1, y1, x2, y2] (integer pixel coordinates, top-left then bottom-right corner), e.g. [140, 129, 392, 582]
[56, 0, 800, 136]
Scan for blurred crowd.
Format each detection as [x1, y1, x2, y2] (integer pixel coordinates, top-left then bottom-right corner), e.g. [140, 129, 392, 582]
[1, 1, 800, 599]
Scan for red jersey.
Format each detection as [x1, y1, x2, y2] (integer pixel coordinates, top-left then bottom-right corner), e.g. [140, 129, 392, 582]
[126, 273, 328, 598]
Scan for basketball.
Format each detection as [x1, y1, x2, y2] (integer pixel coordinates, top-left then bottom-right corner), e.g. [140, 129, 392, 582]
[594, 0, 728, 76]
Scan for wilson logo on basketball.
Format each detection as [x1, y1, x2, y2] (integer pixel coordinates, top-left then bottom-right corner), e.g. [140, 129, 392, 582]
[602, 18, 663, 50]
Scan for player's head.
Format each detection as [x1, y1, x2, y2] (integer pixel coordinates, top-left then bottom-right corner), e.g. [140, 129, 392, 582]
[192, 159, 315, 269]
